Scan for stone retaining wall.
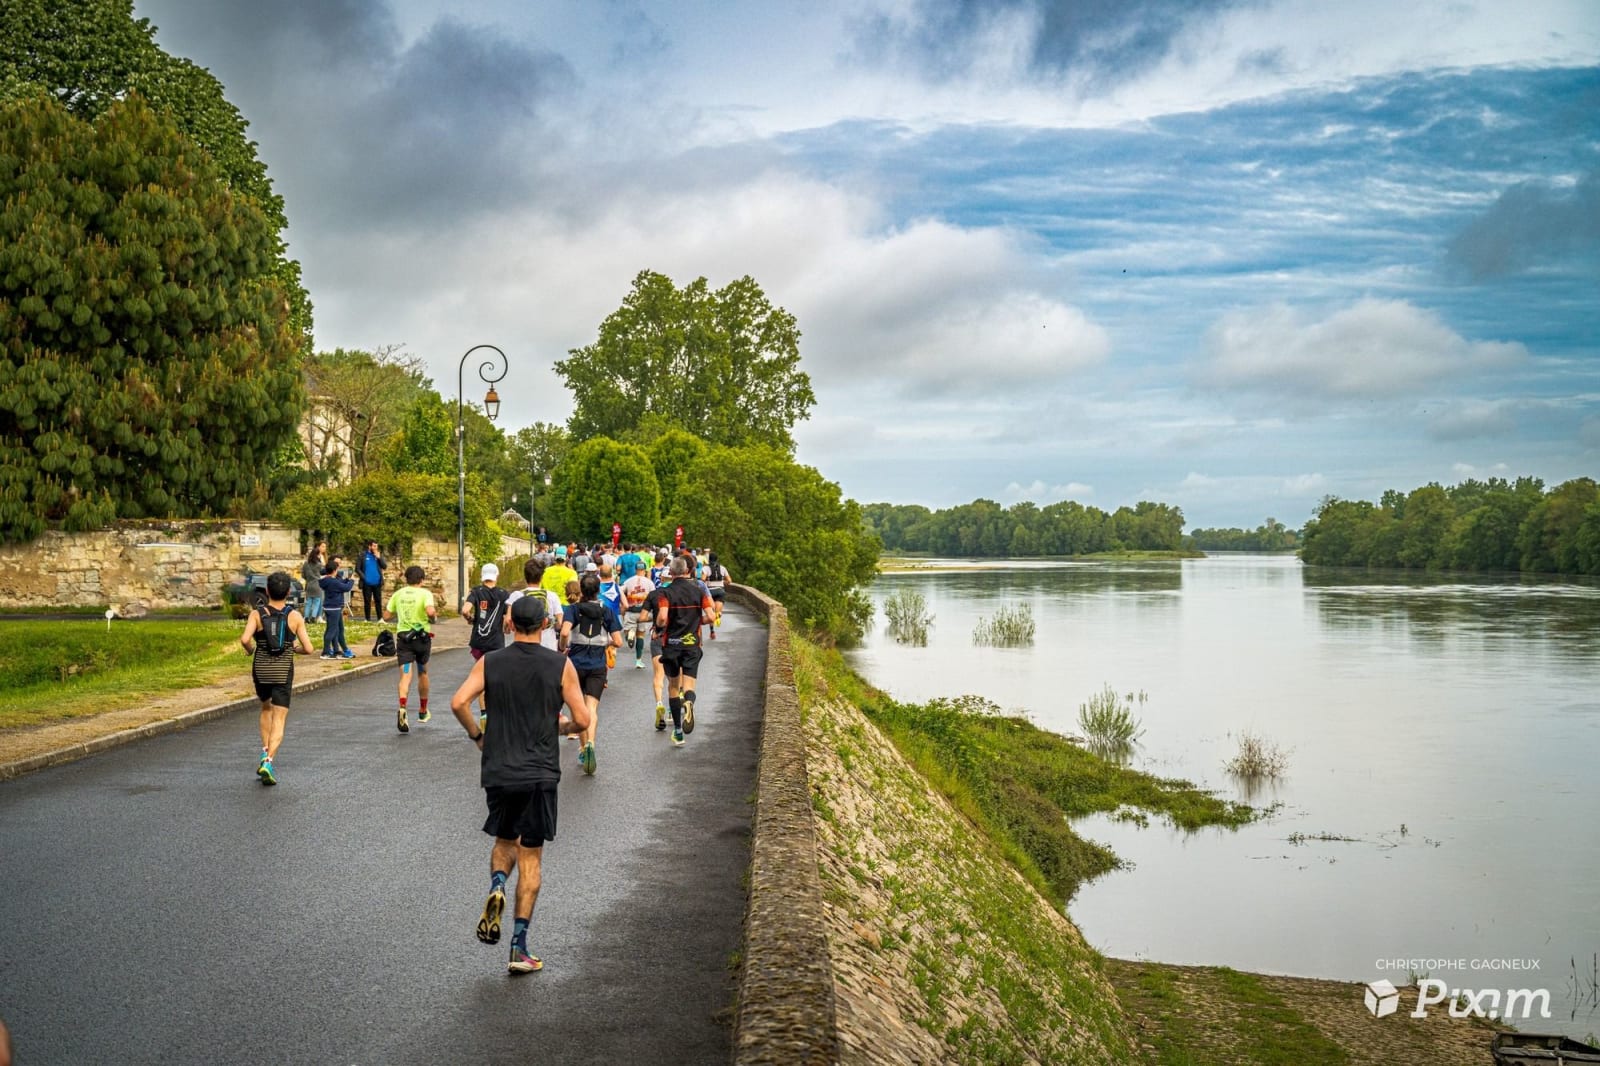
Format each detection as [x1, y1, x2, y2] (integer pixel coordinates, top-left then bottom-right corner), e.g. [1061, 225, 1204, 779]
[725, 584, 842, 1066]
[0, 521, 469, 611]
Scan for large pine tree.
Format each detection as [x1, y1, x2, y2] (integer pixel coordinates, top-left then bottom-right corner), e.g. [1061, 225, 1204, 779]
[0, 94, 303, 540]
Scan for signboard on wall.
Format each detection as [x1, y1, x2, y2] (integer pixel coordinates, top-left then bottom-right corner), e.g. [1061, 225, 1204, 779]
[239, 534, 261, 547]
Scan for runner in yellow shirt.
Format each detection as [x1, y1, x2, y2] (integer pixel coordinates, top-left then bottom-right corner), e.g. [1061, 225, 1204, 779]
[384, 565, 438, 733]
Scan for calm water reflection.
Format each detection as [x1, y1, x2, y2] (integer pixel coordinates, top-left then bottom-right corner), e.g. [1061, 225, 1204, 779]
[849, 555, 1600, 1036]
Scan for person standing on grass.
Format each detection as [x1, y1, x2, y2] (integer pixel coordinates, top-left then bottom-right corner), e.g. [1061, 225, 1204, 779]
[359, 540, 386, 622]
[558, 571, 623, 775]
[656, 556, 715, 747]
[301, 543, 325, 623]
[240, 570, 314, 785]
[318, 559, 356, 659]
[450, 594, 591, 974]
[461, 563, 510, 728]
[385, 565, 438, 733]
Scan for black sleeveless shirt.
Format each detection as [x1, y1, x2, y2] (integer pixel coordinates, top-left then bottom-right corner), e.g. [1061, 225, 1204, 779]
[480, 642, 567, 788]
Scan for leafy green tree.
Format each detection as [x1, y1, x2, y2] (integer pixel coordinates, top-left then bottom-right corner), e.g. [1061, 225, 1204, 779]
[551, 437, 660, 542]
[555, 270, 815, 451]
[674, 444, 879, 640]
[278, 470, 498, 562]
[1518, 478, 1600, 572]
[0, 95, 302, 542]
[303, 347, 430, 479]
[648, 428, 707, 534]
[383, 394, 455, 478]
[0, 0, 310, 349]
[507, 421, 570, 529]
[1396, 485, 1453, 568]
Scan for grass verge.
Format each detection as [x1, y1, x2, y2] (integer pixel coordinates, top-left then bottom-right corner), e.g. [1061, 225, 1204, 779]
[793, 640, 1260, 908]
[0, 618, 396, 728]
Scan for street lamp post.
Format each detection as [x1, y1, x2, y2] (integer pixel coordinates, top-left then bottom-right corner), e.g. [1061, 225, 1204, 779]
[457, 344, 507, 611]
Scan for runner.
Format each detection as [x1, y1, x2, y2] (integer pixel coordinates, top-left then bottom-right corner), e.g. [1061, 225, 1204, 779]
[450, 595, 591, 975]
[461, 563, 510, 728]
[507, 558, 565, 650]
[317, 558, 356, 659]
[558, 572, 623, 775]
[384, 565, 438, 733]
[703, 551, 731, 634]
[643, 568, 671, 730]
[239, 570, 315, 785]
[541, 547, 577, 600]
[620, 563, 654, 670]
[655, 556, 716, 746]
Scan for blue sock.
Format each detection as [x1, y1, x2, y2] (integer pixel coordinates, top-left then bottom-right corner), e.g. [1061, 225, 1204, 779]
[513, 917, 529, 950]
[491, 870, 508, 893]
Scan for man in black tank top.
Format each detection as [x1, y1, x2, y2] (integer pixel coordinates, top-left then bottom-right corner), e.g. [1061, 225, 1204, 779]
[238, 570, 313, 786]
[450, 594, 591, 974]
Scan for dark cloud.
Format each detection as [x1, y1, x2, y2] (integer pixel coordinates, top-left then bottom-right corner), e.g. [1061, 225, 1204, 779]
[137, 0, 576, 234]
[1447, 168, 1600, 279]
[861, 0, 1248, 90]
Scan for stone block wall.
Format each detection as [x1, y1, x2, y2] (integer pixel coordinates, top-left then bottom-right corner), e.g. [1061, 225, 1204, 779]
[0, 522, 473, 612]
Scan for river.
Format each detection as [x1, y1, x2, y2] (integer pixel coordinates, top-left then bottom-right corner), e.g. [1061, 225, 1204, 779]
[848, 554, 1600, 1038]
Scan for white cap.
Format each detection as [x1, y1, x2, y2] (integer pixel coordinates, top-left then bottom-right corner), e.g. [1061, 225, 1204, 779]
[584, 562, 599, 573]
[481, 563, 499, 581]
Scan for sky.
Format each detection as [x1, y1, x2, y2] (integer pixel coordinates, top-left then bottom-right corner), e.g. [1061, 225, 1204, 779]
[132, 0, 1600, 529]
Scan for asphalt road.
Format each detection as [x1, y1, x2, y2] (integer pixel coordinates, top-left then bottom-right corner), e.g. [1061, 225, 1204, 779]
[0, 605, 765, 1066]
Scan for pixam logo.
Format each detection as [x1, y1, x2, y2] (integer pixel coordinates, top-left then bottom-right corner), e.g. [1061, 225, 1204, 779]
[1366, 978, 1552, 1021]
[1411, 979, 1551, 1021]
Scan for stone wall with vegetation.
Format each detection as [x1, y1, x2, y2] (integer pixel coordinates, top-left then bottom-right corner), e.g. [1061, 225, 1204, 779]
[0, 521, 467, 611]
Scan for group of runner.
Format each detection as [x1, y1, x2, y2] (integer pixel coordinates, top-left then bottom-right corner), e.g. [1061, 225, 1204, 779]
[237, 537, 732, 975]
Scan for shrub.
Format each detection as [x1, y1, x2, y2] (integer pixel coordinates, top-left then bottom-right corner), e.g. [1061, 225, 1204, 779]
[1224, 730, 1289, 778]
[883, 587, 932, 645]
[1076, 685, 1145, 757]
[973, 603, 1036, 647]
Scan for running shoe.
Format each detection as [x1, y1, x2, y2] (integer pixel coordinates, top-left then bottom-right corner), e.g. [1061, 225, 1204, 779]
[397, 707, 409, 733]
[320, 652, 336, 660]
[654, 703, 666, 731]
[682, 699, 695, 735]
[418, 708, 431, 723]
[671, 728, 685, 747]
[580, 743, 596, 775]
[477, 888, 505, 944]
[342, 650, 356, 659]
[257, 758, 276, 786]
[635, 659, 645, 669]
[507, 947, 542, 974]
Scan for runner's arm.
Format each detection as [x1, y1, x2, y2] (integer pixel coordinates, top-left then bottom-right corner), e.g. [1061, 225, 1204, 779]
[425, 594, 437, 622]
[460, 599, 474, 623]
[240, 610, 259, 653]
[450, 656, 487, 744]
[559, 660, 592, 734]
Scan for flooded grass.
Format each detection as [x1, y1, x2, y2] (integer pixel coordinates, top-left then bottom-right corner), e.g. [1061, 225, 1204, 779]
[794, 637, 1261, 906]
[1077, 684, 1145, 758]
[883, 587, 933, 645]
[972, 603, 1036, 647]
[1225, 729, 1289, 779]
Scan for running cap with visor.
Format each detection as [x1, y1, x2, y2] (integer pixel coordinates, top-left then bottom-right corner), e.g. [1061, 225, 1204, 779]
[510, 594, 547, 628]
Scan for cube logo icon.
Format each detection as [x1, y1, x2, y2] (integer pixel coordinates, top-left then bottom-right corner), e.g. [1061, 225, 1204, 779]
[1365, 979, 1400, 1018]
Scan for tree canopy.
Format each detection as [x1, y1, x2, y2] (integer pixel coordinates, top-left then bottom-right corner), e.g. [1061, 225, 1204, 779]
[862, 498, 1186, 557]
[555, 270, 815, 451]
[1300, 476, 1600, 574]
[277, 470, 498, 563]
[550, 437, 660, 543]
[0, 0, 311, 349]
[0, 94, 302, 542]
[302, 347, 430, 479]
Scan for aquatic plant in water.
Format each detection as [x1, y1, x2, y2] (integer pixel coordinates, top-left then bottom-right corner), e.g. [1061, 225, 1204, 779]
[883, 587, 933, 645]
[972, 603, 1036, 647]
[1077, 684, 1144, 757]
[1224, 730, 1289, 779]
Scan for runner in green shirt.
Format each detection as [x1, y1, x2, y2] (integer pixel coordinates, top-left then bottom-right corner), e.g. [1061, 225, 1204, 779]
[384, 565, 438, 733]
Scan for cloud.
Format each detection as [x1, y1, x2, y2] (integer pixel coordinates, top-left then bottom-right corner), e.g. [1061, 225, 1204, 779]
[1450, 461, 1511, 478]
[1425, 400, 1517, 441]
[1198, 298, 1527, 398]
[861, 0, 1250, 92]
[1448, 168, 1600, 279]
[1002, 480, 1094, 502]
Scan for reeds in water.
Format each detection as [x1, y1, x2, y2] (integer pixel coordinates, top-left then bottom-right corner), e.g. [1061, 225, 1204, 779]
[1077, 684, 1144, 757]
[972, 603, 1036, 647]
[883, 587, 933, 646]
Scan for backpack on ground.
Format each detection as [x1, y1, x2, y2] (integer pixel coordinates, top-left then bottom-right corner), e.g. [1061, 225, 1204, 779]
[373, 629, 396, 657]
[256, 606, 290, 657]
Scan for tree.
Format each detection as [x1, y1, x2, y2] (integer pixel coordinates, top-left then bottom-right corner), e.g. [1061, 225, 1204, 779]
[674, 444, 879, 639]
[384, 394, 455, 478]
[648, 428, 707, 534]
[278, 471, 498, 562]
[555, 270, 815, 451]
[551, 438, 660, 543]
[303, 347, 430, 479]
[0, 0, 311, 350]
[0, 95, 301, 542]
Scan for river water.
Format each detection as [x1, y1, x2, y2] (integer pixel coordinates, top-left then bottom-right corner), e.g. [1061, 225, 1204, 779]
[848, 554, 1600, 1037]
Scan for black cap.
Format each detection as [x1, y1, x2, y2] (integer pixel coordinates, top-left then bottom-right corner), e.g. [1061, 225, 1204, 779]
[511, 594, 547, 628]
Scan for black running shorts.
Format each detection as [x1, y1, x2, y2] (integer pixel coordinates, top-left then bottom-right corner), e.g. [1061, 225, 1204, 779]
[576, 668, 606, 701]
[253, 681, 291, 708]
[483, 784, 558, 847]
[660, 644, 703, 678]
[397, 631, 431, 667]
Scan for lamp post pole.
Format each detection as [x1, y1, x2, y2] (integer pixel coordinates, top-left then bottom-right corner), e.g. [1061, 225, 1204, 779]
[457, 344, 506, 611]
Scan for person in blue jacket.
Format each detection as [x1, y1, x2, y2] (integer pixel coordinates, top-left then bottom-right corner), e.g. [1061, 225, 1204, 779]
[318, 559, 357, 659]
[359, 541, 386, 622]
